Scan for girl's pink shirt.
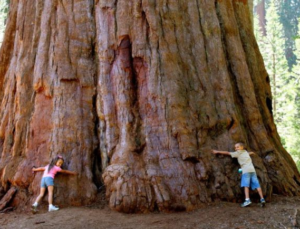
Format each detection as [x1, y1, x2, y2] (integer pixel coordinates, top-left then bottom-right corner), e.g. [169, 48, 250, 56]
[42, 165, 62, 179]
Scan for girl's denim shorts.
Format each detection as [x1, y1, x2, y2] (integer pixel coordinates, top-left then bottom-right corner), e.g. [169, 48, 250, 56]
[40, 177, 54, 188]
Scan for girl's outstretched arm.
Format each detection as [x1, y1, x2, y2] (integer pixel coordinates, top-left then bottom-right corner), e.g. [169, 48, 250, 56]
[32, 167, 45, 172]
[60, 169, 77, 175]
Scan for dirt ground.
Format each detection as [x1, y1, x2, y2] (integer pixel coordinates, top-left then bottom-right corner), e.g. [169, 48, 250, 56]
[1, 194, 300, 229]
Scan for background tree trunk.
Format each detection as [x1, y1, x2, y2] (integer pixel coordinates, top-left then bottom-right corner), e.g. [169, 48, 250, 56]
[255, 0, 266, 35]
[0, 0, 299, 213]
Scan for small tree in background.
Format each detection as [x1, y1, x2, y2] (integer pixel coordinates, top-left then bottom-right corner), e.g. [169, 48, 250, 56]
[277, 0, 300, 69]
[293, 20, 300, 78]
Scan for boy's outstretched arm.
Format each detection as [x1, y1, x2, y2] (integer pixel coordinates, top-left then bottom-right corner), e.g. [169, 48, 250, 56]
[212, 150, 230, 156]
[249, 151, 255, 156]
[60, 169, 77, 175]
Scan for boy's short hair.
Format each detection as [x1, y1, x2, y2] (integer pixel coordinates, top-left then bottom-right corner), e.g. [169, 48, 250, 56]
[236, 142, 245, 148]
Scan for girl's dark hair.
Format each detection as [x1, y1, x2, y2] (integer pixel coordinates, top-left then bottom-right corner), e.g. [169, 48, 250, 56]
[48, 155, 64, 172]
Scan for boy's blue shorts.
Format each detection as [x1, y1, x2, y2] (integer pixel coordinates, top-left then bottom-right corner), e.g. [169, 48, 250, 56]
[40, 177, 54, 188]
[241, 172, 261, 190]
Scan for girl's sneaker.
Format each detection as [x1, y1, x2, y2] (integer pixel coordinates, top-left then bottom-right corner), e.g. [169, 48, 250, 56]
[48, 204, 59, 212]
[31, 205, 38, 214]
[31, 202, 38, 214]
[241, 199, 252, 207]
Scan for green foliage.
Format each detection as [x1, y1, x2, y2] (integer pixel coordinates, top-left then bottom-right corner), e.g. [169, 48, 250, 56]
[279, 0, 300, 68]
[0, 0, 9, 46]
[268, 0, 300, 69]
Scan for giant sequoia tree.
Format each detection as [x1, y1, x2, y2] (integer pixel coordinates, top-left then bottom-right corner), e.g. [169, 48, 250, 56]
[0, 0, 300, 213]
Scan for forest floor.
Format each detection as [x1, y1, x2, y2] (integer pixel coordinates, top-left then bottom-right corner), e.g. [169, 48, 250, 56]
[1, 193, 300, 229]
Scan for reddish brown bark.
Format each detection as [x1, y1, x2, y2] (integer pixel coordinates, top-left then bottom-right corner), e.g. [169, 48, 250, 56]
[0, 0, 299, 213]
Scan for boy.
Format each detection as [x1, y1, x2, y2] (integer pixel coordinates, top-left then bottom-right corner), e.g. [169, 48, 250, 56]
[212, 142, 266, 207]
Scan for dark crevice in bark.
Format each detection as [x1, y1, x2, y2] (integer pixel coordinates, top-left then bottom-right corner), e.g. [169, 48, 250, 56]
[132, 56, 146, 154]
[0, 186, 4, 200]
[92, 90, 102, 189]
[1, 179, 11, 193]
[266, 75, 270, 84]
[60, 78, 79, 83]
[91, 2, 101, 188]
[114, 0, 118, 38]
[184, 157, 198, 164]
[227, 118, 235, 131]
[92, 146, 102, 189]
[266, 97, 273, 115]
[294, 175, 300, 187]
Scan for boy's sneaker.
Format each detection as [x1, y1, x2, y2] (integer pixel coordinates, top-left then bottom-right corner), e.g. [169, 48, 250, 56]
[241, 199, 252, 207]
[48, 205, 59, 212]
[260, 198, 266, 207]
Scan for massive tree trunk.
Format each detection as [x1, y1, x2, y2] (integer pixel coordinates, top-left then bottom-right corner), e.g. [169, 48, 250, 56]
[248, 0, 253, 25]
[0, 0, 299, 213]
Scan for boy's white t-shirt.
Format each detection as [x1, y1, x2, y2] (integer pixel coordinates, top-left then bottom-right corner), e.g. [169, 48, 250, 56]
[230, 150, 255, 174]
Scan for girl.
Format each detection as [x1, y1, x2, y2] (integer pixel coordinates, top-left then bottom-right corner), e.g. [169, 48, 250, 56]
[32, 155, 77, 212]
